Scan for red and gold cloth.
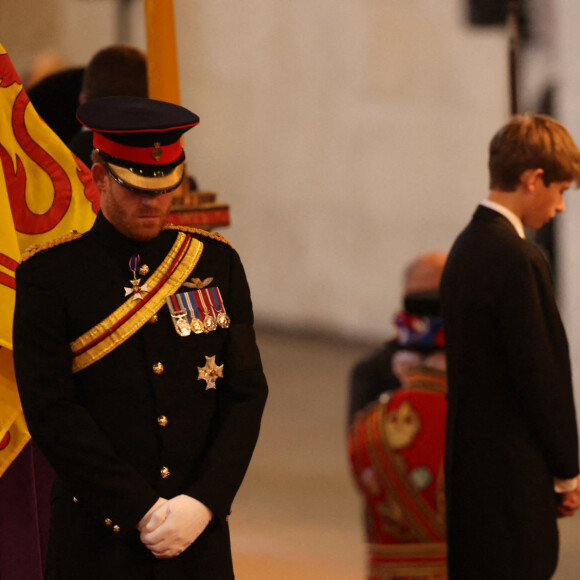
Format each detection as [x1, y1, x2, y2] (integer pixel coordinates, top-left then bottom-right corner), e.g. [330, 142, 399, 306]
[348, 367, 448, 580]
[0, 41, 98, 579]
[0, 42, 99, 476]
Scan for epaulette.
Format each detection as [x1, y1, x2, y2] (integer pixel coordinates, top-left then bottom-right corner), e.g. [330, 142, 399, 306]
[21, 231, 84, 262]
[164, 224, 233, 247]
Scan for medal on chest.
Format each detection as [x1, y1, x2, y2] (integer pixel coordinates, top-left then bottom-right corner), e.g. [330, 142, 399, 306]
[197, 355, 224, 390]
[166, 285, 230, 336]
[124, 254, 150, 301]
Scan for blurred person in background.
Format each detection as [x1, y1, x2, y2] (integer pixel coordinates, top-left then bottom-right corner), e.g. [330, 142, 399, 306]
[348, 251, 448, 580]
[67, 44, 148, 168]
[348, 252, 446, 423]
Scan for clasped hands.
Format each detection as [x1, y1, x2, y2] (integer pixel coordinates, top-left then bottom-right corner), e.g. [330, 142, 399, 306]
[137, 495, 213, 558]
[557, 488, 580, 518]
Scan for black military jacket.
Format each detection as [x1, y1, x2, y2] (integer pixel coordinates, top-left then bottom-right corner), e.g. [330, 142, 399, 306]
[13, 212, 268, 580]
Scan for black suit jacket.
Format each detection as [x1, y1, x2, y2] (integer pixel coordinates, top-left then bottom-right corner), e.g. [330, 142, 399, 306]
[13, 213, 268, 580]
[441, 205, 579, 580]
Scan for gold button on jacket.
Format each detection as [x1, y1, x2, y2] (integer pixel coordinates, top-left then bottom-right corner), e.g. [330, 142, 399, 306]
[152, 362, 164, 375]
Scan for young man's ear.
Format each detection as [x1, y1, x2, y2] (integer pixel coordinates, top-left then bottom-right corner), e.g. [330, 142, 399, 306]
[91, 162, 108, 190]
[520, 168, 544, 193]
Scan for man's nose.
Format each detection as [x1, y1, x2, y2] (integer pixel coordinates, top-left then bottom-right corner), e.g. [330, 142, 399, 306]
[140, 194, 156, 206]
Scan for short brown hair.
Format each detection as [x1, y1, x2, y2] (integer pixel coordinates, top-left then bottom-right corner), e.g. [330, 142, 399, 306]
[488, 113, 580, 191]
[82, 44, 148, 101]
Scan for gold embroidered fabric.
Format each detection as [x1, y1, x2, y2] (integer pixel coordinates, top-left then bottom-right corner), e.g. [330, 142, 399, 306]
[21, 231, 84, 262]
[369, 542, 447, 580]
[70, 233, 203, 373]
[164, 224, 232, 247]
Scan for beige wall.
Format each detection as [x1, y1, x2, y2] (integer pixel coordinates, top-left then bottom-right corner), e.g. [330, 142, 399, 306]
[175, 0, 509, 341]
[1, 0, 61, 77]
[556, 0, 580, 389]
[1, 0, 120, 77]
[2, 0, 510, 342]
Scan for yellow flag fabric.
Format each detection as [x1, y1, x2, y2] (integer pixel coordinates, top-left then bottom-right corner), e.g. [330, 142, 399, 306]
[0, 42, 100, 477]
[0, 348, 29, 472]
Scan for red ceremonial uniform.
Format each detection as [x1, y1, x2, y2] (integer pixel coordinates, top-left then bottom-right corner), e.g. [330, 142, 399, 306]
[348, 367, 448, 580]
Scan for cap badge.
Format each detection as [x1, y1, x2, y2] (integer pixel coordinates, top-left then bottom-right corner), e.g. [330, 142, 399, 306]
[197, 355, 224, 390]
[151, 142, 163, 161]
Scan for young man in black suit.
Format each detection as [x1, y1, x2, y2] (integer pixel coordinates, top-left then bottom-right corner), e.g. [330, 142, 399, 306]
[441, 114, 580, 580]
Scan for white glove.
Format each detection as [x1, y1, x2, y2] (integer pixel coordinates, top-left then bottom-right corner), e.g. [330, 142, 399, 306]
[139, 495, 213, 559]
[137, 497, 168, 532]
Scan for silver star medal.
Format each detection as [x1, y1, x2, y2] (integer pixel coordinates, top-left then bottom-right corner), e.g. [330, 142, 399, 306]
[171, 309, 192, 337]
[125, 253, 150, 301]
[197, 355, 224, 390]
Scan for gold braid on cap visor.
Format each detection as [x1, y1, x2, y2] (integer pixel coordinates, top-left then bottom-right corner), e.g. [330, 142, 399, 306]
[105, 160, 185, 195]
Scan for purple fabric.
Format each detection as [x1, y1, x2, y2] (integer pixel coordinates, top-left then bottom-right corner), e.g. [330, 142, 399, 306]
[0, 440, 53, 579]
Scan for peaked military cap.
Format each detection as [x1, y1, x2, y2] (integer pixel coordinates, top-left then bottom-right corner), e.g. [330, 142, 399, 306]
[77, 96, 199, 194]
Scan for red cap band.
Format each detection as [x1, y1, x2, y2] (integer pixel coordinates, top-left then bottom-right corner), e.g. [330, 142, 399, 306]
[93, 133, 183, 165]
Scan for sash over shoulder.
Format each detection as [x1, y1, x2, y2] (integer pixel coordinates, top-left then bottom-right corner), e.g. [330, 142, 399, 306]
[70, 232, 204, 373]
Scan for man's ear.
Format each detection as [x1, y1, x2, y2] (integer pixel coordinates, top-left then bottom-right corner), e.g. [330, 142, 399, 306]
[91, 162, 108, 190]
[521, 168, 544, 193]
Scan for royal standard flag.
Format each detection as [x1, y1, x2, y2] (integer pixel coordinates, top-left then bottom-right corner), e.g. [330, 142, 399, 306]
[0, 42, 100, 476]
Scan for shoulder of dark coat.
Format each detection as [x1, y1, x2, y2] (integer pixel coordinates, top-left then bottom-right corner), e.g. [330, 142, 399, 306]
[164, 225, 233, 248]
[458, 214, 534, 264]
[20, 231, 85, 262]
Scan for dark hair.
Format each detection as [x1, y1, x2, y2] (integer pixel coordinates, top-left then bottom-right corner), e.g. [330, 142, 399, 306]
[489, 113, 580, 191]
[27, 67, 84, 143]
[82, 45, 148, 101]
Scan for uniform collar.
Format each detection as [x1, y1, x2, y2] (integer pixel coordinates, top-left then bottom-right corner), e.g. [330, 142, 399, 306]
[479, 199, 525, 239]
[90, 211, 142, 255]
[89, 211, 174, 270]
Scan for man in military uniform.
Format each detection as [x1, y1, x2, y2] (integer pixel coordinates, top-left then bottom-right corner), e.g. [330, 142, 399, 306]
[13, 96, 268, 579]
